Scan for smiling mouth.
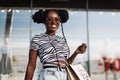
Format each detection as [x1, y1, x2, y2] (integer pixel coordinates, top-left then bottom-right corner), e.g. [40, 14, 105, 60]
[50, 24, 57, 28]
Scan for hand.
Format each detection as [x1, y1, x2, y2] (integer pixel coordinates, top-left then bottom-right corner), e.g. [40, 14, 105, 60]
[75, 43, 87, 54]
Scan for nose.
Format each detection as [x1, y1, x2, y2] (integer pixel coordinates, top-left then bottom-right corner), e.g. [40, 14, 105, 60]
[51, 19, 56, 23]
[51, 18, 57, 22]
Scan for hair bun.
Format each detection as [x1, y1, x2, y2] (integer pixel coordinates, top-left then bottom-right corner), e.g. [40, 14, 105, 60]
[32, 10, 45, 23]
[58, 10, 69, 23]
[32, 9, 69, 24]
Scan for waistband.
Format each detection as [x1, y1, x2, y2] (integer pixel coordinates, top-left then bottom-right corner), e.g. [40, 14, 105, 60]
[43, 61, 66, 67]
[43, 66, 66, 69]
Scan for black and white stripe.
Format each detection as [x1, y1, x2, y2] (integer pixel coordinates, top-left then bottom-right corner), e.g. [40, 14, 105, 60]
[30, 33, 69, 63]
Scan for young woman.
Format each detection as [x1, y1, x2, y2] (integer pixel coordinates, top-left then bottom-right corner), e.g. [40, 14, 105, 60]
[25, 9, 87, 80]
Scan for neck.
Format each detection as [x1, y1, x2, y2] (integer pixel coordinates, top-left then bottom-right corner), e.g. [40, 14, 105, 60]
[45, 31, 56, 36]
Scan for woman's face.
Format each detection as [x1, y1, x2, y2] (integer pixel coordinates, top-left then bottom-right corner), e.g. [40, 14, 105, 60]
[45, 11, 61, 33]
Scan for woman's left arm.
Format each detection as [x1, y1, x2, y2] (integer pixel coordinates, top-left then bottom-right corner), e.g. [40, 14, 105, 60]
[67, 43, 87, 64]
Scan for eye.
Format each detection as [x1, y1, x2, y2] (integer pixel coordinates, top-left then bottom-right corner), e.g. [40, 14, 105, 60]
[46, 17, 60, 22]
[54, 18, 60, 22]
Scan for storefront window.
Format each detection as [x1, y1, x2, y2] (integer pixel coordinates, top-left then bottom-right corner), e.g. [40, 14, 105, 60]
[0, 9, 120, 80]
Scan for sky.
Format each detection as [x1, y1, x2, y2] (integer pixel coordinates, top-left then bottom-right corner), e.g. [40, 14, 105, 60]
[0, 10, 120, 61]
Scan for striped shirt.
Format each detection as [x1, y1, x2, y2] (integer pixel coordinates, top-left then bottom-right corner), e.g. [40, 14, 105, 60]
[30, 33, 69, 63]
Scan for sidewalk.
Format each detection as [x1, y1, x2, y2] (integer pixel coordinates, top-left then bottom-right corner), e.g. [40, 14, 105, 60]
[8, 72, 37, 80]
[6, 71, 120, 80]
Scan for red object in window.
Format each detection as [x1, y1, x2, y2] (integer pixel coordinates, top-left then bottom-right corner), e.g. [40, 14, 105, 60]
[98, 61, 103, 66]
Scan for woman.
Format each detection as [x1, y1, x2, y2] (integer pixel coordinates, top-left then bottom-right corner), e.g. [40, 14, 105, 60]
[25, 9, 87, 80]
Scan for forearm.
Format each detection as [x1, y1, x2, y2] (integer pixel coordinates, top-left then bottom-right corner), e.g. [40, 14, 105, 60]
[25, 49, 38, 80]
[67, 52, 78, 64]
[25, 64, 36, 80]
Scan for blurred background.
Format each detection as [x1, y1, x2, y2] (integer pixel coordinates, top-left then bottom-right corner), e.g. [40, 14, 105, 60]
[0, 0, 120, 80]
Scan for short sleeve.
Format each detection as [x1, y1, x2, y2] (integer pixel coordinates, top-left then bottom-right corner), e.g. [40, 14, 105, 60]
[30, 35, 40, 50]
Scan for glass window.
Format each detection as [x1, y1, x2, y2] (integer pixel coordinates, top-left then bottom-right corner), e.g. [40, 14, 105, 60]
[89, 11, 120, 79]
[0, 10, 7, 45]
[1, 9, 120, 80]
[10, 10, 31, 76]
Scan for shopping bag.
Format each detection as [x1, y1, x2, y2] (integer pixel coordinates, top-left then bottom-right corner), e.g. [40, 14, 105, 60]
[66, 64, 79, 80]
[66, 64, 91, 80]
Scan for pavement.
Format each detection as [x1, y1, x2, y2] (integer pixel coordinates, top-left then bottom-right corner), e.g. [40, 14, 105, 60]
[1, 71, 119, 80]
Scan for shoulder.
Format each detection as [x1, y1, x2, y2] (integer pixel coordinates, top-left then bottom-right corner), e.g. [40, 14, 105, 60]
[31, 33, 47, 42]
[32, 33, 44, 40]
[32, 34, 40, 40]
[56, 35, 63, 39]
[55, 35, 65, 42]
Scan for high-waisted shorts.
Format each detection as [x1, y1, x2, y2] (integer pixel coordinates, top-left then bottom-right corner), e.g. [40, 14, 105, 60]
[38, 65, 67, 80]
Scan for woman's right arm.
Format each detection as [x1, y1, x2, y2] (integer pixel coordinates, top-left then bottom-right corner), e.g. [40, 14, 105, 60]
[24, 49, 38, 80]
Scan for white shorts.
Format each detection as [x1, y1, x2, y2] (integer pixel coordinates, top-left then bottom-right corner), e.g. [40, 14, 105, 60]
[38, 66, 67, 80]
